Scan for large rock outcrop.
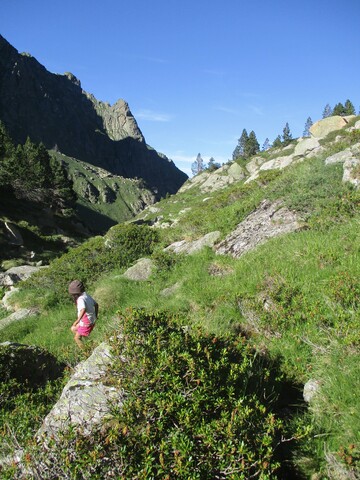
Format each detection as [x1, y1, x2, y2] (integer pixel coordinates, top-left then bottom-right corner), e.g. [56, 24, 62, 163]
[309, 115, 355, 138]
[325, 143, 360, 188]
[215, 200, 302, 258]
[0, 35, 187, 198]
[38, 343, 123, 438]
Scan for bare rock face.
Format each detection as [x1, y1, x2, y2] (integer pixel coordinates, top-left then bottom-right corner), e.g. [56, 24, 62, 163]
[215, 200, 301, 258]
[309, 116, 349, 138]
[0, 265, 44, 286]
[0, 308, 37, 331]
[325, 143, 360, 188]
[244, 155, 299, 184]
[96, 98, 144, 142]
[3, 221, 23, 246]
[165, 231, 221, 255]
[0, 35, 187, 199]
[179, 163, 245, 194]
[122, 258, 155, 281]
[38, 343, 123, 439]
[294, 137, 322, 157]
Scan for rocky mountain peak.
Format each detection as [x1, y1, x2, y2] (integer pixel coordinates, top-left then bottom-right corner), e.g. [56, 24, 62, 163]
[0, 35, 187, 198]
[63, 71, 81, 87]
[91, 96, 145, 142]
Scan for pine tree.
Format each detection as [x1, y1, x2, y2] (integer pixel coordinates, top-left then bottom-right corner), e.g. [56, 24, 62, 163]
[322, 104, 332, 118]
[272, 135, 282, 148]
[232, 129, 248, 160]
[206, 157, 220, 172]
[332, 102, 346, 116]
[239, 129, 248, 157]
[244, 130, 260, 158]
[303, 117, 313, 138]
[191, 153, 205, 176]
[0, 122, 15, 192]
[262, 138, 271, 151]
[282, 123, 292, 146]
[344, 99, 355, 115]
[50, 156, 76, 214]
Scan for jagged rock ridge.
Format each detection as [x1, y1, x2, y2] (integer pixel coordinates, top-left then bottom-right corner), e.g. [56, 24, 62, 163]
[0, 35, 187, 198]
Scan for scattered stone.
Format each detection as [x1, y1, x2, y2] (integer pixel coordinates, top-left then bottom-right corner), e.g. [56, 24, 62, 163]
[303, 379, 321, 403]
[294, 137, 321, 157]
[325, 144, 360, 188]
[38, 343, 123, 439]
[123, 258, 155, 281]
[215, 200, 301, 258]
[0, 265, 44, 286]
[0, 308, 38, 331]
[165, 231, 221, 255]
[208, 263, 234, 277]
[245, 155, 299, 183]
[160, 282, 181, 297]
[1, 286, 19, 310]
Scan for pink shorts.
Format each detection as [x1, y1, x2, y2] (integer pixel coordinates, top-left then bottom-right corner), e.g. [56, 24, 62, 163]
[77, 314, 95, 337]
[77, 323, 95, 337]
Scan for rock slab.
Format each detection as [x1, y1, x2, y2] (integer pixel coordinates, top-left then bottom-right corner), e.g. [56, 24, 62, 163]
[165, 231, 221, 255]
[38, 343, 123, 438]
[215, 200, 301, 258]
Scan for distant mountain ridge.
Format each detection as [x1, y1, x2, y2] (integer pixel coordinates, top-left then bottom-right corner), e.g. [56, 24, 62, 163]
[0, 35, 187, 197]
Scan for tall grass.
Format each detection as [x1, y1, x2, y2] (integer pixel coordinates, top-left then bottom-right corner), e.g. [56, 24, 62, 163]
[1, 149, 360, 477]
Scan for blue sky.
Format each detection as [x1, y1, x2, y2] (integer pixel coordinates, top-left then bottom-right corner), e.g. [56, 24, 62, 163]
[1, 0, 360, 176]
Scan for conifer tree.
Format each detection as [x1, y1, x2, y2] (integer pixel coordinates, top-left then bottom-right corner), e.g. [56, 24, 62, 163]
[239, 129, 249, 157]
[262, 138, 271, 151]
[303, 117, 313, 137]
[0, 122, 15, 192]
[50, 156, 76, 214]
[322, 104, 332, 118]
[332, 102, 346, 116]
[232, 129, 248, 160]
[282, 123, 292, 146]
[191, 153, 205, 176]
[206, 157, 220, 172]
[272, 135, 282, 148]
[344, 99, 355, 115]
[244, 131, 260, 158]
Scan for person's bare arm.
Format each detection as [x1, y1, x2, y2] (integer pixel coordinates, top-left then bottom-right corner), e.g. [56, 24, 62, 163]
[73, 308, 86, 328]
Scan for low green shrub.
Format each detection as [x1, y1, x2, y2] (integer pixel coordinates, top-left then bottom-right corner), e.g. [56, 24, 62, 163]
[17, 308, 305, 479]
[24, 224, 159, 305]
[0, 376, 65, 464]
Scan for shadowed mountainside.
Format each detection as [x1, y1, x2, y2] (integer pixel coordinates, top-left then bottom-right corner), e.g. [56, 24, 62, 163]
[0, 35, 187, 198]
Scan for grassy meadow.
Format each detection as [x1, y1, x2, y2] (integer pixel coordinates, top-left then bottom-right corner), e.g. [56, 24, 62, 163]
[1, 127, 360, 478]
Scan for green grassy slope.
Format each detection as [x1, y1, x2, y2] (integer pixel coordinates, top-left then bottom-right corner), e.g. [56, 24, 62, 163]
[1, 124, 360, 478]
[54, 151, 157, 232]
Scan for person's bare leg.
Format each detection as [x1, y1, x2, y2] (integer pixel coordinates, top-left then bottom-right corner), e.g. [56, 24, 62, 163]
[74, 332, 84, 349]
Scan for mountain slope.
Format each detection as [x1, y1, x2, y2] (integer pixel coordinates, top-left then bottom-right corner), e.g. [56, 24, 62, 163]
[1, 116, 360, 477]
[0, 35, 187, 198]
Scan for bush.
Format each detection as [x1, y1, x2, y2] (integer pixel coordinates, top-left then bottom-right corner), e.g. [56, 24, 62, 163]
[26, 308, 293, 479]
[104, 223, 159, 266]
[25, 224, 159, 305]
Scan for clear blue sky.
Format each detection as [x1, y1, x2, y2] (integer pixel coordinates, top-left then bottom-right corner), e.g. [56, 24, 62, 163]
[1, 0, 360, 175]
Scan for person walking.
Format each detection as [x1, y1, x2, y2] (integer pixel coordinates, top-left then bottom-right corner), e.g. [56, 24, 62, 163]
[68, 280, 98, 349]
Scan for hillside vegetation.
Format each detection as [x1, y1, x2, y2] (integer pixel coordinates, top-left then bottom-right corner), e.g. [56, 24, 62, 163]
[1, 117, 360, 478]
